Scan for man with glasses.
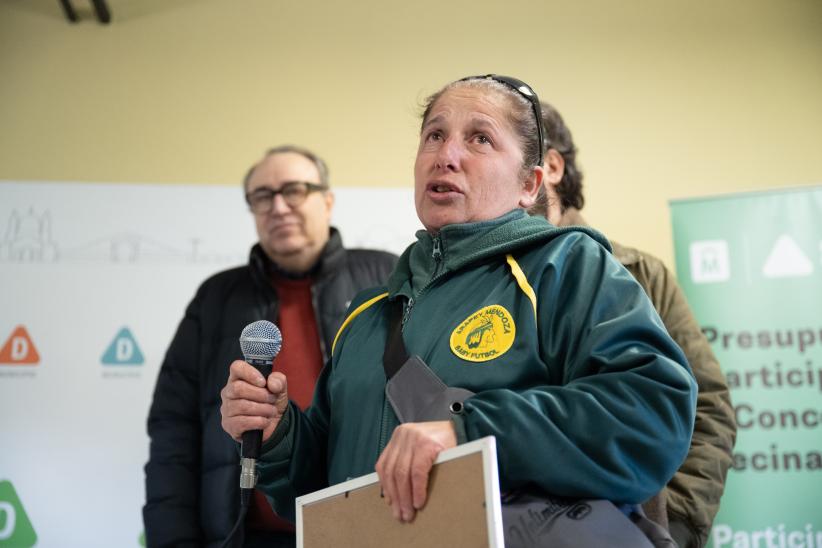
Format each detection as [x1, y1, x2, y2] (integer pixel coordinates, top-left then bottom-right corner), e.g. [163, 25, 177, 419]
[143, 145, 397, 548]
[529, 103, 736, 548]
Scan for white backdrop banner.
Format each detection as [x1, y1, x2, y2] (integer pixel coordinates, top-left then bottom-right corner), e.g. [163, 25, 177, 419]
[0, 180, 419, 547]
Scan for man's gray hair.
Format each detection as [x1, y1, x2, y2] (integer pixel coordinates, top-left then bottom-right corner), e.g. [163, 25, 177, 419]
[243, 145, 330, 192]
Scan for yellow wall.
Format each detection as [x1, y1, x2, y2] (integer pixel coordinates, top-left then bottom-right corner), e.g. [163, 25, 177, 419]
[2, 0, 821, 267]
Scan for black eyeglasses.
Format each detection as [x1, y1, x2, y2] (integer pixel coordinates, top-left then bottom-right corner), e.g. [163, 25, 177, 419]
[245, 181, 327, 214]
[460, 74, 546, 166]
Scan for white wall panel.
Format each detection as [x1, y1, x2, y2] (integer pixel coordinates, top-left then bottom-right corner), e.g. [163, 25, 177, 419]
[0, 181, 418, 547]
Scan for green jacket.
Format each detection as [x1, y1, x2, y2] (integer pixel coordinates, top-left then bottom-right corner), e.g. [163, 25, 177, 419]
[258, 210, 697, 521]
[559, 208, 736, 548]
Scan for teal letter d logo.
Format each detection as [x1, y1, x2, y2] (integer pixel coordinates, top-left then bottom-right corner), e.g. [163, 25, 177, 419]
[101, 327, 145, 365]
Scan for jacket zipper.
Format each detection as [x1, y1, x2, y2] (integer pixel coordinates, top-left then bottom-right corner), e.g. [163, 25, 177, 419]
[383, 234, 445, 451]
[309, 283, 328, 361]
[378, 400, 393, 453]
[402, 235, 443, 329]
[402, 297, 415, 328]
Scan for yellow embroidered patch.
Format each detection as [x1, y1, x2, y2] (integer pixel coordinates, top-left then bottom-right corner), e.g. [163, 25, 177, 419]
[449, 305, 516, 362]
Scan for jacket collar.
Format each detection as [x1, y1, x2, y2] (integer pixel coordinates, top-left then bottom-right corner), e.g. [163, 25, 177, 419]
[387, 209, 610, 299]
[249, 226, 345, 289]
[557, 207, 639, 266]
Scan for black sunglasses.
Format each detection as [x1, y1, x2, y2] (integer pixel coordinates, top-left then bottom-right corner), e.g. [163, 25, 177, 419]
[459, 74, 546, 166]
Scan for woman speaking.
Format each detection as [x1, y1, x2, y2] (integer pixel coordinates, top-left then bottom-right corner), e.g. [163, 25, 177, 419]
[220, 74, 696, 538]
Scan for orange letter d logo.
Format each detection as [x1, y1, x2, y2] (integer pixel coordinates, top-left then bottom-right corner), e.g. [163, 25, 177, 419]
[0, 326, 40, 365]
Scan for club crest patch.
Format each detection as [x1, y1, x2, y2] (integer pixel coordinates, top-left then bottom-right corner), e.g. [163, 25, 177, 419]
[450, 305, 516, 362]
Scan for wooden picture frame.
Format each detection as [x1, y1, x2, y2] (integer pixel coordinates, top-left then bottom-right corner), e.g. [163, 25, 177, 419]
[295, 436, 503, 547]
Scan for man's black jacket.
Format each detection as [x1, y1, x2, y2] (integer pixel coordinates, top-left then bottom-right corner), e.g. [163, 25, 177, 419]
[143, 229, 397, 547]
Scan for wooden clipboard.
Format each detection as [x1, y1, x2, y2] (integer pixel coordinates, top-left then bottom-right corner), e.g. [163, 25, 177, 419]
[295, 436, 503, 547]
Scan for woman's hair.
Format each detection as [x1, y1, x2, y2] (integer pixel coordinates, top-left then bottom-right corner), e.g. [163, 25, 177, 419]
[529, 101, 585, 217]
[419, 77, 543, 176]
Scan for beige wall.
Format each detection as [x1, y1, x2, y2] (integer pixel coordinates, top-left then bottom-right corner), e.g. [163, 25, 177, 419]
[2, 0, 821, 267]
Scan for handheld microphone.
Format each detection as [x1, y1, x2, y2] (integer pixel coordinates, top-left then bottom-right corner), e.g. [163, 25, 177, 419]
[238, 320, 283, 499]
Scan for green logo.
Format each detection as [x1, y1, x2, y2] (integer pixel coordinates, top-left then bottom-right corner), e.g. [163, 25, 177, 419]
[0, 481, 37, 547]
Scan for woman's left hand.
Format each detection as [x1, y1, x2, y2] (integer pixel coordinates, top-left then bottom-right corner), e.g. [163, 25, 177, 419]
[375, 420, 457, 523]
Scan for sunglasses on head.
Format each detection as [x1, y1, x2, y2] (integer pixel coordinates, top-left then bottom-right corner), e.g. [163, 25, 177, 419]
[459, 74, 546, 166]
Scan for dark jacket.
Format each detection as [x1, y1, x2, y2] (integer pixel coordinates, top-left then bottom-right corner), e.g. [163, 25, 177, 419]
[560, 208, 736, 548]
[143, 228, 397, 548]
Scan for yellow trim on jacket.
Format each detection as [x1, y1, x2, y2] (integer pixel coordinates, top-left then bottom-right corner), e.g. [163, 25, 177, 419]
[506, 254, 537, 323]
[331, 292, 390, 356]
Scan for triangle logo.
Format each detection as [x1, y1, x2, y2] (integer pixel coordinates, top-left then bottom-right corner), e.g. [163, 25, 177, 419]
[0, 480, 38, 547]
[101, 327, 145, 365]
[762, 234, 814, 278]
[0, 326, 40, 365]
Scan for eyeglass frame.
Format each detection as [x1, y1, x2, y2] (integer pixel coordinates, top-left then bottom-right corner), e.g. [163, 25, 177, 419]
[459, 74, 546, 167]
[245, 181, 328, 214]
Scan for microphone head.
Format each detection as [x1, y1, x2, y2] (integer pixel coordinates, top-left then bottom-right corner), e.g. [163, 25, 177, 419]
[239, 320, 282, 361]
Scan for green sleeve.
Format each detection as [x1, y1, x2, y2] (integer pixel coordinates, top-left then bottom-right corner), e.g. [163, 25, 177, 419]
[255, 359, 333, 522]
[254, 287, 388, 522]
[461, 235, 697, 504]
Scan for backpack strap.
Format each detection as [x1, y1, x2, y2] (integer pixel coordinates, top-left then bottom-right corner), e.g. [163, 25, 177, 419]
[382, 298, 408, 380]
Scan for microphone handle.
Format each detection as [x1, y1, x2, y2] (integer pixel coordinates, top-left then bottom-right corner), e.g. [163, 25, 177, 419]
[241, 357, 274, 459]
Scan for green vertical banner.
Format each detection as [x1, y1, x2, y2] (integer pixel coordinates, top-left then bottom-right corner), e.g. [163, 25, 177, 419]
[670, 186, 822, 547]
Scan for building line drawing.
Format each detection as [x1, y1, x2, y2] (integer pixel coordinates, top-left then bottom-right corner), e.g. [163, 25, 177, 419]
[1, 207, 246, 265]
[0, 208, 59, 262]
